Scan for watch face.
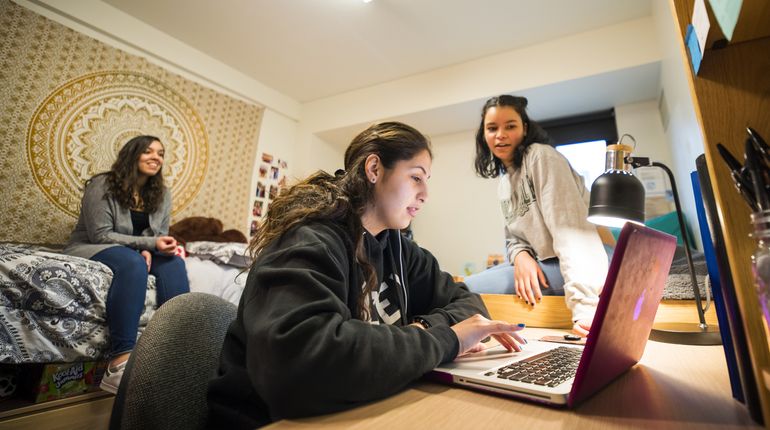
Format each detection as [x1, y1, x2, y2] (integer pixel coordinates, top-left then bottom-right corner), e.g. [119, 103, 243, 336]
[414, 317, 430, 329]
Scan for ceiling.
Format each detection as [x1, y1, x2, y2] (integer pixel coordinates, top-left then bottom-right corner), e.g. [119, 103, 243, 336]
[101, 0, 653, 102]
[95, 0, 658, 145]
[315, 62, 661, 146]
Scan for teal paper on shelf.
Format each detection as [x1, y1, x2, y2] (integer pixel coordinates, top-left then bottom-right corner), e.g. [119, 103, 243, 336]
[685, 24, 703, 74]
[708, 0, 742, 41]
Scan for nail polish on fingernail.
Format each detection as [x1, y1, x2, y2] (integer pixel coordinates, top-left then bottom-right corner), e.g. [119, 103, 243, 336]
[517, 323, 526, 327]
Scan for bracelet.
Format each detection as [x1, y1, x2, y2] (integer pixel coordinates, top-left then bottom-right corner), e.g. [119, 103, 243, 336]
[413, 316, 431, 330]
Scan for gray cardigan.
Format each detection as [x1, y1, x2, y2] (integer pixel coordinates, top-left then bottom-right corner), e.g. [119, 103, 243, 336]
[63, 174, 172, 259]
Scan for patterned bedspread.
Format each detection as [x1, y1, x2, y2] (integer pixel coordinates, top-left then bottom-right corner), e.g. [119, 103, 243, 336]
[0, 244, 156, 364]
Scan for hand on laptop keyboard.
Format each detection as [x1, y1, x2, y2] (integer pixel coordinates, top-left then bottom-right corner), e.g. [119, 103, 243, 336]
[451, 314, 526, 358]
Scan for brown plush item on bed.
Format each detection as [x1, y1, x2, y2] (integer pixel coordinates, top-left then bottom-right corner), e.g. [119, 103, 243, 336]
[169, 217, 247, 245]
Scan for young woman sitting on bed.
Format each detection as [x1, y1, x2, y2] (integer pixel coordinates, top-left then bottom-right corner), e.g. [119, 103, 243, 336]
[64, 135, 189, 394]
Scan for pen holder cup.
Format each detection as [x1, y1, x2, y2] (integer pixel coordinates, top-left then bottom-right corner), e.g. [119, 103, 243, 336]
[751, 210, 770, 329]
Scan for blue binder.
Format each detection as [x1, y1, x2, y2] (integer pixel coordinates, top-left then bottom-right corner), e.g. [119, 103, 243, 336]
[692, 156, 762, 424]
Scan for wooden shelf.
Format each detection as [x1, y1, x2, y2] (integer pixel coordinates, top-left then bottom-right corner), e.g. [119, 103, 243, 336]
[672, 0, 770, 427]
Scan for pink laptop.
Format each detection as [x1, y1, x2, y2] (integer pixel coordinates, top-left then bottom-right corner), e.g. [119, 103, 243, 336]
[431, 223, 677, 407]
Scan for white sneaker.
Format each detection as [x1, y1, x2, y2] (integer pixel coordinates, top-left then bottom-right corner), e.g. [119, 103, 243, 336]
[100, 360, 127, 394]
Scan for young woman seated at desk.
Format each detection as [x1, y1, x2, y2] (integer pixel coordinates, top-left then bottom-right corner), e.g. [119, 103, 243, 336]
[206, 122, 526, 429]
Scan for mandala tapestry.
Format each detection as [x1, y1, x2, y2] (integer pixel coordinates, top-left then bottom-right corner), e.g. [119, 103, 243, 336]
[0, 0, 264, 244]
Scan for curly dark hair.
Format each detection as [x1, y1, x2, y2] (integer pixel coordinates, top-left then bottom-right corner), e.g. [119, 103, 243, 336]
[473, 95, 550, 178]
[102, 135, 166, 213]
[249, 122, 432, 320]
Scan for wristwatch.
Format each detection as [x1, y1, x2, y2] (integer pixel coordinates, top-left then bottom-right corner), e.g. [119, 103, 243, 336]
[412, 316, 431, 330]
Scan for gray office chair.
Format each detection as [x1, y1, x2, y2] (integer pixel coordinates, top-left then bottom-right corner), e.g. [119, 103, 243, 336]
[109, 292, 237, 430]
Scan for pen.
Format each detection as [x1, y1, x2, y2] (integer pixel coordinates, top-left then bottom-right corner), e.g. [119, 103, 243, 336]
[747, 127, 770, 192]
[717, 143, 758, 211]
[717, 143, 743, 173]
[745, 138, 769, 212]
[748, 127, 770, 164]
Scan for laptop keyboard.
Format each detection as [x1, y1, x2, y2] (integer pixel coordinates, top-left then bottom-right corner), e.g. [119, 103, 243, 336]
[486, 346, 582, 388]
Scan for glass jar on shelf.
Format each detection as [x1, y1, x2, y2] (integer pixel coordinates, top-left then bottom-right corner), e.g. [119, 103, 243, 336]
[751, 210, 770, 329]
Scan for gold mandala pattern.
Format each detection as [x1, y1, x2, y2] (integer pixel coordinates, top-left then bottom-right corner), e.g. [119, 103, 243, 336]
[1, 0, 263, 245]
[26, 70, 209, 217]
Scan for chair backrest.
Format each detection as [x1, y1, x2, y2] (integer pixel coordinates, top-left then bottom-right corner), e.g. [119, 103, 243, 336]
[109, 292, 237, 430]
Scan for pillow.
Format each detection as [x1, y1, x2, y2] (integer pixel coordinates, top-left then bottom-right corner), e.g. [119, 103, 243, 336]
[184, 241, 251, 268]
[169, 217, 248, 245]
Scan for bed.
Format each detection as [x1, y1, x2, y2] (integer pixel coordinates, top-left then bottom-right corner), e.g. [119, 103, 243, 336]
[0, 241, 249, 364]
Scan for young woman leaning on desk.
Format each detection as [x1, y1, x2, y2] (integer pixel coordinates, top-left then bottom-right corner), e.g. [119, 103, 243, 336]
[206, 122, 526, 429]
[462, 95, 611, 336]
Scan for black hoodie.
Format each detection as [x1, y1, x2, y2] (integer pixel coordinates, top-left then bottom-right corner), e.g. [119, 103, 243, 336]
[207, 220, 488, 429]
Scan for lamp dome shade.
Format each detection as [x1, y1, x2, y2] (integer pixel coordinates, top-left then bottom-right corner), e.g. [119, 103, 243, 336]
[588, 170, 645, 227]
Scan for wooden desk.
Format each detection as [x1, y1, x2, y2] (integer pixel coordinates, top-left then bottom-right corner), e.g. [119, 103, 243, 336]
[266, 328, 759, 429]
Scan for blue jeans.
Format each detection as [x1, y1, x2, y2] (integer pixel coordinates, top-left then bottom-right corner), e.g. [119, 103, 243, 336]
[463, 257, 565, 295]
[463, 245, 615, 295]
[92, 246, 189, 356]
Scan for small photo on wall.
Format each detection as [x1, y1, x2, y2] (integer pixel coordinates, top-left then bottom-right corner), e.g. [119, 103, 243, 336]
[251, 153, 288, 221]
[252, 200, 263, 217]
[256, 182, 266, 198]
[250, 220, 259, 237]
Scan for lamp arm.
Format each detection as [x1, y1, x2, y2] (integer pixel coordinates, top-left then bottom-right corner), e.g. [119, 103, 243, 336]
[628, 157, 708, 327]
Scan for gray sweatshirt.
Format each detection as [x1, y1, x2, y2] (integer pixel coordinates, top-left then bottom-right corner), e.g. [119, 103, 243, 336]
[499, 144, 608, 322]
[63, 174, 172, 259]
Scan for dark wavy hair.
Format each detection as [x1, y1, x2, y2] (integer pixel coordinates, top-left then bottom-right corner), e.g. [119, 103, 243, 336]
[473, 95, 550, 178]
[249, 122, 432, 320]
[101, 135, 166, 213]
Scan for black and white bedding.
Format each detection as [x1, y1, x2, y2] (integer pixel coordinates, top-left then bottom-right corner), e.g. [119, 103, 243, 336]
[0, 244, 156, 364]
[0, 241, 250, 364]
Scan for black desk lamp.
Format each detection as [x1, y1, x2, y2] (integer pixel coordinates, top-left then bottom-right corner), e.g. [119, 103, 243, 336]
[587, 135, 721, 345]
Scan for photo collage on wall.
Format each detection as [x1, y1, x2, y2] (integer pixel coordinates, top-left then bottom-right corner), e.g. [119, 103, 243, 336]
[251, 152, 288, 236]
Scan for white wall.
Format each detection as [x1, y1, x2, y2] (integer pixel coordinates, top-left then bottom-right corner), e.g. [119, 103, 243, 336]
[411, 131, 502, 276]
[616, 100, 675, 220]
[615, 100, 673, 168]
[652, 0, 707, 251]
[292, 131, 345, 179]
[249, 108, 299, 231]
